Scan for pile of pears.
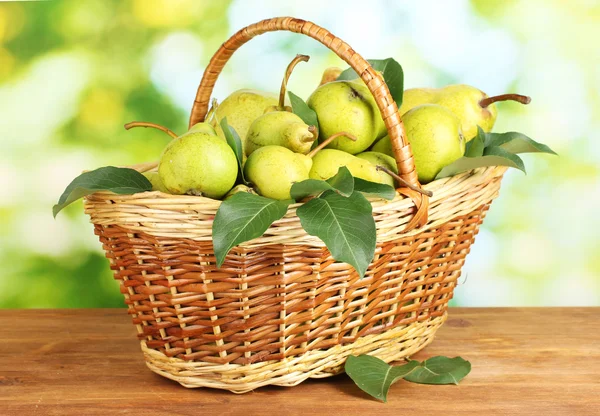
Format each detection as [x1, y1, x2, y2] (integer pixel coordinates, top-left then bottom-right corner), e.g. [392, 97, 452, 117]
[140, 56, 527, 201]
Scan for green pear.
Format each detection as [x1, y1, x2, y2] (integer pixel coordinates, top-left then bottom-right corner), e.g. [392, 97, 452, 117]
[371, 135, 393, 157]
[319, 66, 343, 86]
[355, 151, 398, 187]
[399, 85, 498, 141]
[401, 104, 466, 183]
[245, 111, 316, 156]
[243, 145, 309, 200]
[158, 132, 238, 199]
[143, 171, 170, 193]
[211, 89, 278, 153]
[307, 80, 386, 154]
[224, 184, 257, 199]
[309, 149, 381, 183]
[188, 122, 217, 136]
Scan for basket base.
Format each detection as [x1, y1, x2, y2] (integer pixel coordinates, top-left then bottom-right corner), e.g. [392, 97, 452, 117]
[142, 313, 446, 393]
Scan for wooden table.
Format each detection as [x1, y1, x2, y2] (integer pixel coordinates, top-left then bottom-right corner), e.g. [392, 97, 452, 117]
[0, 308, 598, 415]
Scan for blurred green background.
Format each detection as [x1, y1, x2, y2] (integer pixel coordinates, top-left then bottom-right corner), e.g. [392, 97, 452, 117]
[0, 0, 598, 308]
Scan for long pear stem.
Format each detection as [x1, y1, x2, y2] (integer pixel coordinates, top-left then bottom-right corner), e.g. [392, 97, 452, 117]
[479, 93, 531, 108]
[279, 54, 310, 109]
[124, 121, 178, 139]
[376, 166, 433, 197]
[307, 131, 358, 158]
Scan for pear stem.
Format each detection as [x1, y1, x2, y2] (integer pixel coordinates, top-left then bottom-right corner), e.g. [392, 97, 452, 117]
[301, 125, 318, 143]
[307, 131, 358, 158]
[124, 121, 178, 139]
[479, 93, 531, 108]
[376, 166, 433, 197]
[278, 54, 310, 109]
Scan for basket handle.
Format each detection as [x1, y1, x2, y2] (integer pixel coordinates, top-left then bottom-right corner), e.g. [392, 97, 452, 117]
[189, 17, 429, 229]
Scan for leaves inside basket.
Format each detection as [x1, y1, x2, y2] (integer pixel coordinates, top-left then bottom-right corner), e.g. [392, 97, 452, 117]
[337, 58, 404, 107]
[290, 166, 354, 200]
[296, 190, 376, 277]
[435, 127, 556, 180]
[353, 177, 396, 200]
[212, 192, 291, 267]
[219, 117, 247, 184]
[289, 91, 319, 135]
[345, 355, 471, 402]
[53, 166, 151, 217]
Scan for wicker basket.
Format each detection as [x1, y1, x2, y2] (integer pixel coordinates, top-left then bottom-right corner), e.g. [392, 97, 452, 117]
[85, 17, 506, 393]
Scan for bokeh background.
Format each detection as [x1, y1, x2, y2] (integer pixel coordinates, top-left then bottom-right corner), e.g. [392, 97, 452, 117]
[0, 0, 598, 308]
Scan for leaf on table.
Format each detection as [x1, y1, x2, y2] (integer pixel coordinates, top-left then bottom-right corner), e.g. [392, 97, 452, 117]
[290, 166, 354, 201]
[345, 355, 420, 402]
[484, 131, 557, 155]
[289, 91, 319, 134]
[212, 193, 291, 267]
[337, 58, 404, 107]
[219, 117, 247, 183]
[296, 190, 375, 277]
[435, 146, 526, 180]
[404, 356, 471, 385]
[53, 166, 151, 217]
[353, 177, 396, 200]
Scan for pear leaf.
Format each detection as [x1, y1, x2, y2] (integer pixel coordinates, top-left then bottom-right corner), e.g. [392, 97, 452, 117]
[345, 355, 420, 402]
[337, 58, 404, 107]
[290, 166, 354, 201]
[212, 193, 291, 267]
[465, 127, 486, 158]
[484, 131, 557, 155]
[404, 356, 471, 385]
[219, 117, 247, 183]
[435, 146, 526, 180]
[353, 178, 396, 200]
[53, 166, 151, 218]
[289, 91, 319, 133]
[297, 190, 376, 277]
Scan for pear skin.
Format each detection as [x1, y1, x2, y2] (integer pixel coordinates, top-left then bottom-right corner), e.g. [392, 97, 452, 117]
[143, 171, 170, 193]
[158, 132, 238, 199]
[307, 81, 386, 154]
[402, 104, 466, 183]
[245, 111, 315, 156]
[188, 122, 218, 136]
[243, 145, 309, 200]
[212, 89, 278, 153]
[309, 149, 381, 183]
[356, 151, 398, 187]
[399, 85, 497, 141]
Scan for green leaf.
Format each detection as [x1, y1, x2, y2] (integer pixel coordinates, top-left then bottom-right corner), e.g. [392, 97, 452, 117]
[289, 91, 319, 133]
[219, 117, 246, 183]
[435, 146, 526, 180]
[290, 166, 354, 201]
[404, 356, 471, 385]
[465, 126, 486, 157]
[212, 193, 291, 267]
[353, 178, 396, 200]
[484, 131, 557, 155]
[337, 58, 404, 107]
[53, 166, 151, 218]
[345, 355, 420, 402]
[296, 190, 376, 277]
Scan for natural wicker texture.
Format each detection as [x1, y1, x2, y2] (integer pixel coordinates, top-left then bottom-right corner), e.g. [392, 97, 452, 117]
[86, 166, 506, 392]
[83, 17, 509, 392]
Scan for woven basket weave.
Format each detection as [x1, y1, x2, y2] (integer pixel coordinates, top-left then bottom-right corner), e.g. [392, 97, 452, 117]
[85, 17, 506, 393]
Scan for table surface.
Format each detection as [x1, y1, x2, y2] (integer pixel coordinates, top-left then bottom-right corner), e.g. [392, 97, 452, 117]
[1, 308, 598, 416]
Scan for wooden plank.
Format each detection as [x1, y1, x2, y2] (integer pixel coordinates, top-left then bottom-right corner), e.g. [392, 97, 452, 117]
[0, 308, 598, 415]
